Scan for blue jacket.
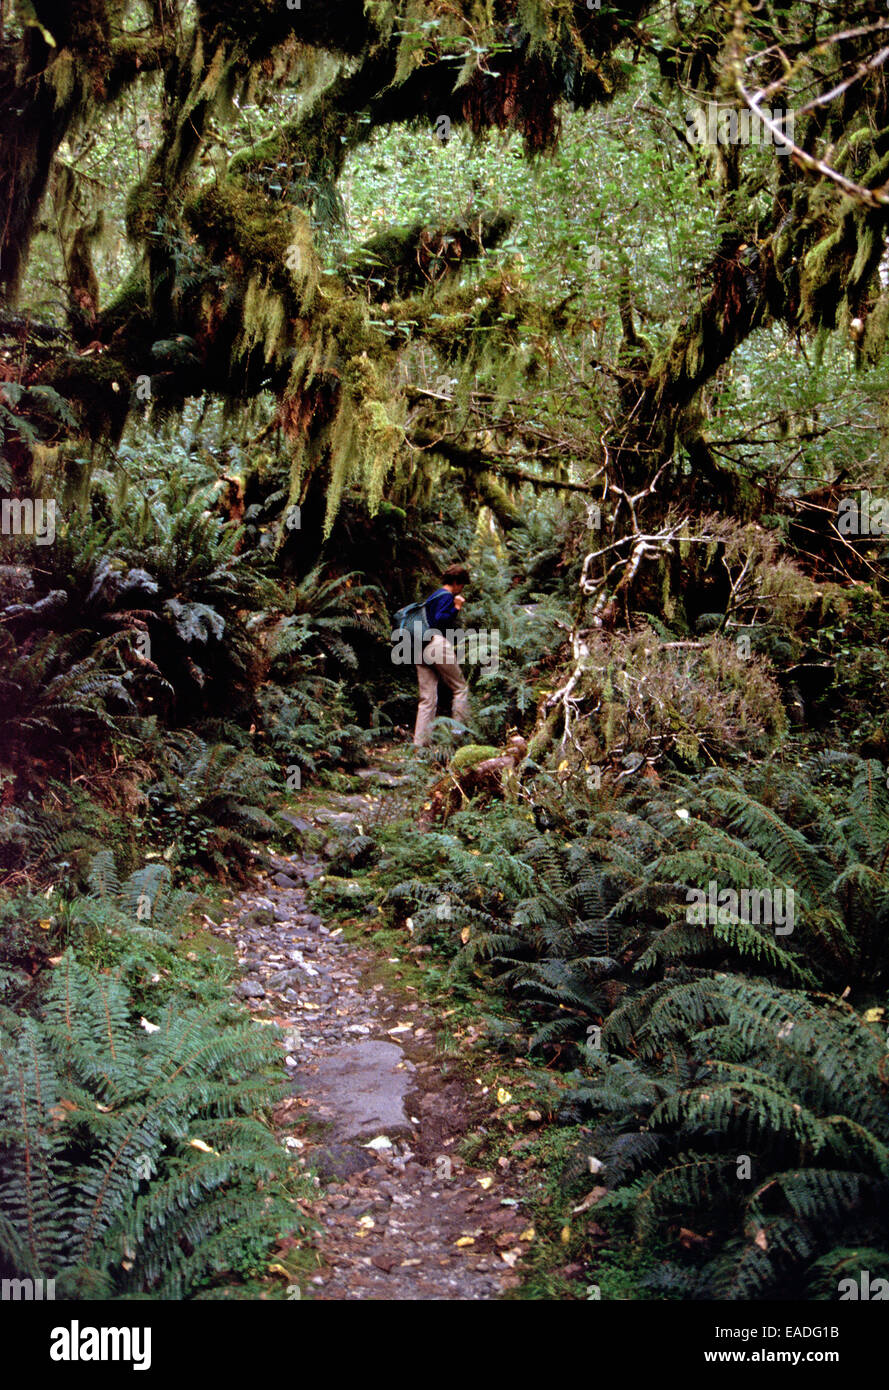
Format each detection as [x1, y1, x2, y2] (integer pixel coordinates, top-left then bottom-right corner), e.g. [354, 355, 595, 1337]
[424, 587, 459, 633]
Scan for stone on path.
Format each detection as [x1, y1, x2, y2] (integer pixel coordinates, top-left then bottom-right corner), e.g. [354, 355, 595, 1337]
[310, 1143, 377, 1184]
[302, 1039, 415, 1141]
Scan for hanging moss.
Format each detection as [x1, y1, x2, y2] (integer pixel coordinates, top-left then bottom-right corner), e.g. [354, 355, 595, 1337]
[318, 350, 404, 535]
[0, 0, 113, 301]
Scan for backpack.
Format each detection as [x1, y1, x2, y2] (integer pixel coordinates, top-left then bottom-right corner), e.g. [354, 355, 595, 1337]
[392, 588, 447, 644]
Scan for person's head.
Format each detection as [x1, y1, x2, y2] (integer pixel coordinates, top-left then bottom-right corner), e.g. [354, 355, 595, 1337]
[441, 563, 470, 595]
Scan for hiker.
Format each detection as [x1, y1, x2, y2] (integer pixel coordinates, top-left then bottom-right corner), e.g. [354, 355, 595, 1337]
[413, 564, 471, 747]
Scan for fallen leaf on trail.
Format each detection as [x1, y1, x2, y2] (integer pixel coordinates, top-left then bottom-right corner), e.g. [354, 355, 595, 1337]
[526, 1110, 542, 1122]
[500, 1250, 521, 1267]
[188, 1138, 219, 1154]
[519, 1226, 535, 1242]
[267, 1263, 291, 1278]
[572, 1186, 608, 1215]
[357, 1215, 375, 1230]
[560, 1224, 571, 1244]
[38, 919, 51, 931]
[863, 1007, 885, 1022]
[363, 1136, 392, 1150]
[461, 926, 471, 944]
[455, 1236, 475, 1247]
[496, 1087, 512, 1104]
[476, 1176, 494, 1190]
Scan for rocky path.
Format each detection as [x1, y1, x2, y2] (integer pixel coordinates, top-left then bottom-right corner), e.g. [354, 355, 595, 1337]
[211, 771, 533, 1301]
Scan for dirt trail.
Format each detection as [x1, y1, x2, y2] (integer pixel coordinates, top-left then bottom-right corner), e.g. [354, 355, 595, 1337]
[211, 767, 532, 1300]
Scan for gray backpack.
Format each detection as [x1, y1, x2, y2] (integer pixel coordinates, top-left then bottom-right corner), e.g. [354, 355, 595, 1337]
[392, 588, 447, 643]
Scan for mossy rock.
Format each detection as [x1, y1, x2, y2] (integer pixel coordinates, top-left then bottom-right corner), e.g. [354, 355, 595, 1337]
[315, 875, 375, 910]
[451, 744, 501, 773]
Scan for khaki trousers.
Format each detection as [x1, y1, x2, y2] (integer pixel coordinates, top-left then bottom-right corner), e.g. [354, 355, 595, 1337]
[413, 632, 470, 746]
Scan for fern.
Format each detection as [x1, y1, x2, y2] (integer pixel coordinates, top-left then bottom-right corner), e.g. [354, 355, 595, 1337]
[144, 734, 279, 879]
[0, 951, 303, 1298]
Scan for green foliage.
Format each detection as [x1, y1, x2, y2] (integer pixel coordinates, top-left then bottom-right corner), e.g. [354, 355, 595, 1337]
[378, 753, 889, 1296]
[0, 474, 281, 795]
[144, 734, 279, 879]
[442, 756, 889, 1017]
[0, 779, 144, 884]
[550, 626, 787, 770]
[0, 626, 136, 788]
[573, 976, 889, 1300]
[255, 565, 386, 774]
[0, 382, 77, 488]
[0, 950, 301, 1298]
[0, 461, 389, 881]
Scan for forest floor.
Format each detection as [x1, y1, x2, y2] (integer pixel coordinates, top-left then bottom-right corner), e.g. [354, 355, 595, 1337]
[209, 759, 542, 1300]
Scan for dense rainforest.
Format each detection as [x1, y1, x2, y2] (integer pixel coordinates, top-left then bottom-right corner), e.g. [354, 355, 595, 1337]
[2, 0, 889, 1322]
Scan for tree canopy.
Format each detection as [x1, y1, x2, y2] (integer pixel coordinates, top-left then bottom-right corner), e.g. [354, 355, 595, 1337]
[5, 0, 889, 547]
